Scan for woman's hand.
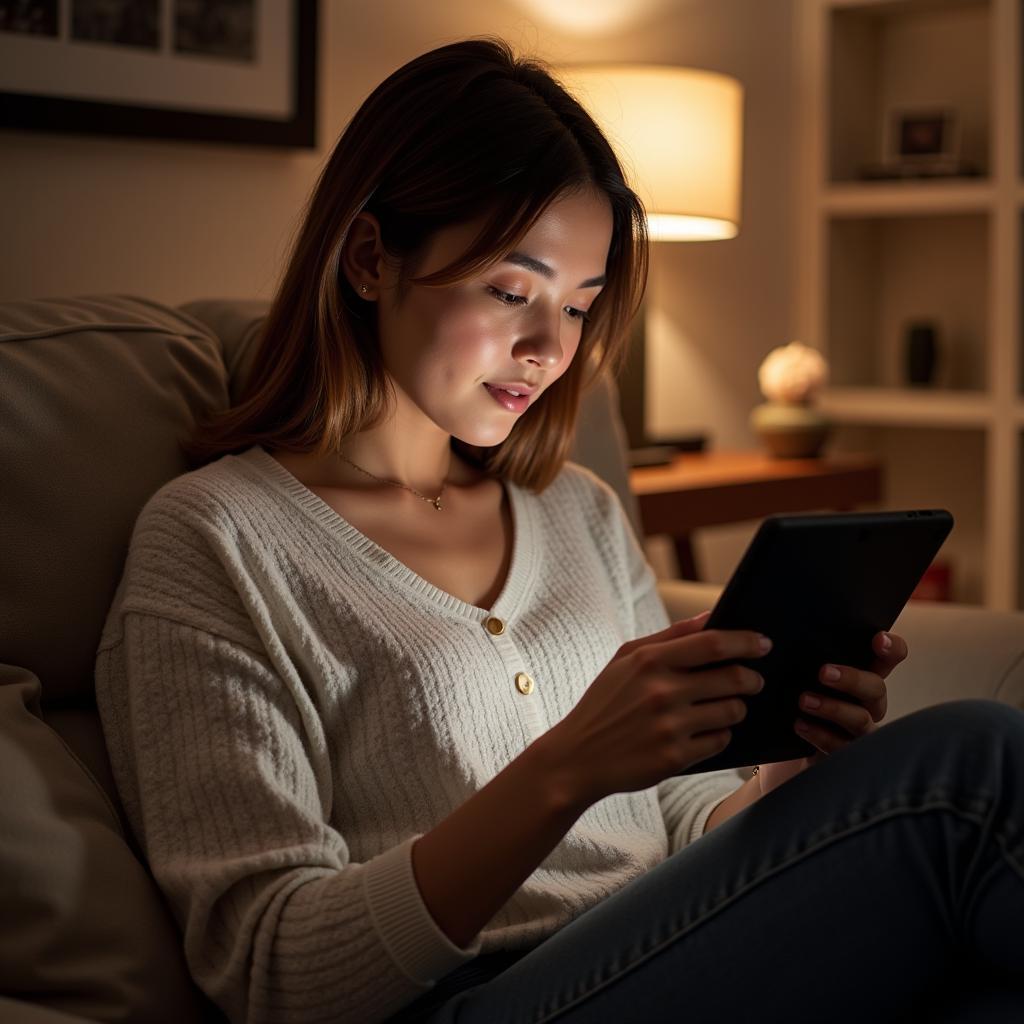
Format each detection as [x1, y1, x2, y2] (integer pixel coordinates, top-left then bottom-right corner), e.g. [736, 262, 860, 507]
[539, 611, 771, 810]
[755, 630, 909, 797]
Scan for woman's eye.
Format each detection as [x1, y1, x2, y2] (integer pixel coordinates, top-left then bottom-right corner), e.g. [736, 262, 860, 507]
[487, 284, 593, 323]
[488, 286, 527, 307]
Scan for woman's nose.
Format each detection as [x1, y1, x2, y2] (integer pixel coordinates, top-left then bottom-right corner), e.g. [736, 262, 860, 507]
[518, 308, 568, 369]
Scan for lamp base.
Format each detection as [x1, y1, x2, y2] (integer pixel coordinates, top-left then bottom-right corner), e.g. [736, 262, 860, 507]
[750, 402, 831, 458]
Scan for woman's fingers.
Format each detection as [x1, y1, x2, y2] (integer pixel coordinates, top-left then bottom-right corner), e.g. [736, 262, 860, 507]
[663, 627, 772, 671]
[794, 714, 850, 755]
[617, 610, 711, 658]
[797, 689, 876, 738]
[869, 630, 909, 678]
[819, 661, 885, 703]
[818, 661, 888, 723]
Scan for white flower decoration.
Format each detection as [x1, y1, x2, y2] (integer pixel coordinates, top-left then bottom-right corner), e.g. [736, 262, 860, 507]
[757, 341, 829, 403]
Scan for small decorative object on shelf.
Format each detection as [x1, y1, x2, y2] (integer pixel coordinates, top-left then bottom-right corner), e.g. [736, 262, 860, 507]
[858, 107, 980, 180]
[750, 341, 831, 459]
[904, 321, 940, 387]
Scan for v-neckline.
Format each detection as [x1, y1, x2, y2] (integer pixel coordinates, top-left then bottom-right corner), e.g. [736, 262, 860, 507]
[238, 444, 537, 622]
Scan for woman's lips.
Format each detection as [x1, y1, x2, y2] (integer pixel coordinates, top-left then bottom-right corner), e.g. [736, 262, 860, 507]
[483, 383, 530, 413]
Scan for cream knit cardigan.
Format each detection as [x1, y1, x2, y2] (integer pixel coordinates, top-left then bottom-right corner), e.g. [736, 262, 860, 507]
[95, 445, 743, 1024]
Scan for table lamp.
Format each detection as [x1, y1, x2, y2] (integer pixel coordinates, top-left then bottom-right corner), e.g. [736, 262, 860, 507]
[555, 64, 744, 465]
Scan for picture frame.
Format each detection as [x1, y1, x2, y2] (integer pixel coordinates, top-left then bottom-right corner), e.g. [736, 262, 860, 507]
[884, 107, 960, 167]
[0, 0, 317, 149]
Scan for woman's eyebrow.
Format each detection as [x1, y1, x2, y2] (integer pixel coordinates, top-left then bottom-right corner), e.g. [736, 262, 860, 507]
[500, 251, 606, 288]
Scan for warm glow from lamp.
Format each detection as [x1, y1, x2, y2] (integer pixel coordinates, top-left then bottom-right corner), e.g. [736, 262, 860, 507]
[517, 0, 669, 35]
[555, 64, 743, 241]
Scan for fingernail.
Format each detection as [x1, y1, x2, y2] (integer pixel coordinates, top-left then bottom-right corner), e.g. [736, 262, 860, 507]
[822, 665, 840, 682]
[881, 633, 892, 651]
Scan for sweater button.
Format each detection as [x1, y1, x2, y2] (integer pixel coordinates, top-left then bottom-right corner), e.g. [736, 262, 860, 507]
[515, 672, 535, 695]
[485, 616, 505, 635]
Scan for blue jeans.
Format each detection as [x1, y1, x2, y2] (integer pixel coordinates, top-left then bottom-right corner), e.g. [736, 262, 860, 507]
[388, 699, 1024, 1023]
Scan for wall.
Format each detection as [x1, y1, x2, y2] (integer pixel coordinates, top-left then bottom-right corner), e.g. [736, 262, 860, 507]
[0, 0, 800, 584]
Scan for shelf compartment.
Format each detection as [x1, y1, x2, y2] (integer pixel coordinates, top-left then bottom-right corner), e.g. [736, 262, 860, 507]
[828, 0, 991, 184]
[828, 422, 987, 606]
[827, 213, 989, 391]
[818, 385, 993, 426]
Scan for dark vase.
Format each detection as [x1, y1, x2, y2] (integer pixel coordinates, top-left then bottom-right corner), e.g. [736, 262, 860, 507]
[905, 322, 938, 386]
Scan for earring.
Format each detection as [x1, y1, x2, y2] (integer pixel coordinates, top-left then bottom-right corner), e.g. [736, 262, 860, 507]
[360, 284, 369, 295]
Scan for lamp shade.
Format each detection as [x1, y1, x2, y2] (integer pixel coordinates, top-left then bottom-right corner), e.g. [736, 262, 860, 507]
[556, 64, 743, 241]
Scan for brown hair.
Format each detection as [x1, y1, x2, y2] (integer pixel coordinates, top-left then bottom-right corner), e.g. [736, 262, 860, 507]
[182, 35, 648, 492]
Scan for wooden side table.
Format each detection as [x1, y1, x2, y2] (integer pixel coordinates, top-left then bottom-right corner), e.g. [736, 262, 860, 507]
[629, 450, 884, 580]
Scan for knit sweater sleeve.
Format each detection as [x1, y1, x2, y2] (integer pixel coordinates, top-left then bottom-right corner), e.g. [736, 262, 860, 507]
[94, 497, 482, 1024]
[599, 478, 744, 852]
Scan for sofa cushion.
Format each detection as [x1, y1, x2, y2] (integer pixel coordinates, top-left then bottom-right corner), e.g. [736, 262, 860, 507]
[0, 663, 219, 1023]
[178, 296, 268, 404]
[0, 295, 228, 707]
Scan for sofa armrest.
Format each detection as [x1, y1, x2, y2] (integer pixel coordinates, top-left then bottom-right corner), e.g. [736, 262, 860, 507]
[885, 600, 1024, 716]
[656, 580, 1024, 720]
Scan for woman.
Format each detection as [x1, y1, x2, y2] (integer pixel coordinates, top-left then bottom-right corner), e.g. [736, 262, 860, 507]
[94, 36, 1024, 1024]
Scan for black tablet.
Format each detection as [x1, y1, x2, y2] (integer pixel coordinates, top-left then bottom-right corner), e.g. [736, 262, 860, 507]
[676, 508, 954, 774]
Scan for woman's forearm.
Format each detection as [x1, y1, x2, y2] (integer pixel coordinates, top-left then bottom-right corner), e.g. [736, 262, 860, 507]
[413, 747, 761, 949]
[703, 773, 762, 834]
[411, 734, 590, 949]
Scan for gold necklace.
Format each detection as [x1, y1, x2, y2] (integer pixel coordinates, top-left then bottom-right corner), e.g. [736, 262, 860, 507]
[337, 453, 449, 511]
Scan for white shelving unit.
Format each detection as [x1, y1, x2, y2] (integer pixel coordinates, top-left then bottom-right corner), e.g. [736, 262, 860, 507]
[797, 0, 1024, 610]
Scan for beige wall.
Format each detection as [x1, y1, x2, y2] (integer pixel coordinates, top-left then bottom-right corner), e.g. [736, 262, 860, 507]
[1, 0, 799, 583]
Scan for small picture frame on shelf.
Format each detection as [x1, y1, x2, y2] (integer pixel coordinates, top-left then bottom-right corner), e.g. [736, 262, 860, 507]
[860, 107, 975, 180]
[889, 108, 959, 164]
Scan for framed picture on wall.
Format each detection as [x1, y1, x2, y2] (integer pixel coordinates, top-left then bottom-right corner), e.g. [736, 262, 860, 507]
[0, 0, 317, 149]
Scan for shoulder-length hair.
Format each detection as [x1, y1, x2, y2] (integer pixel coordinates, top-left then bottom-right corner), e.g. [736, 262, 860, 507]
[182, 35, 648, 493]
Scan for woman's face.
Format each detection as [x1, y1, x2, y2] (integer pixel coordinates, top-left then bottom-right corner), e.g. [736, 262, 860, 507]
[370, 187, 615, 450]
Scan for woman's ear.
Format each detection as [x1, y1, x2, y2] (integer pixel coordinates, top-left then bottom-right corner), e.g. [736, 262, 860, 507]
[340, 211, 385, 300]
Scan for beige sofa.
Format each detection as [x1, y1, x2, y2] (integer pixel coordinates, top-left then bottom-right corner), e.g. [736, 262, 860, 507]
[2, 295, 1023, 1024]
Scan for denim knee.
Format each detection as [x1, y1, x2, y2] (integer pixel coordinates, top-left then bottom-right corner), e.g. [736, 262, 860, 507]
[897, 698, 1023, 738]
[886, 698, 1024, 780]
